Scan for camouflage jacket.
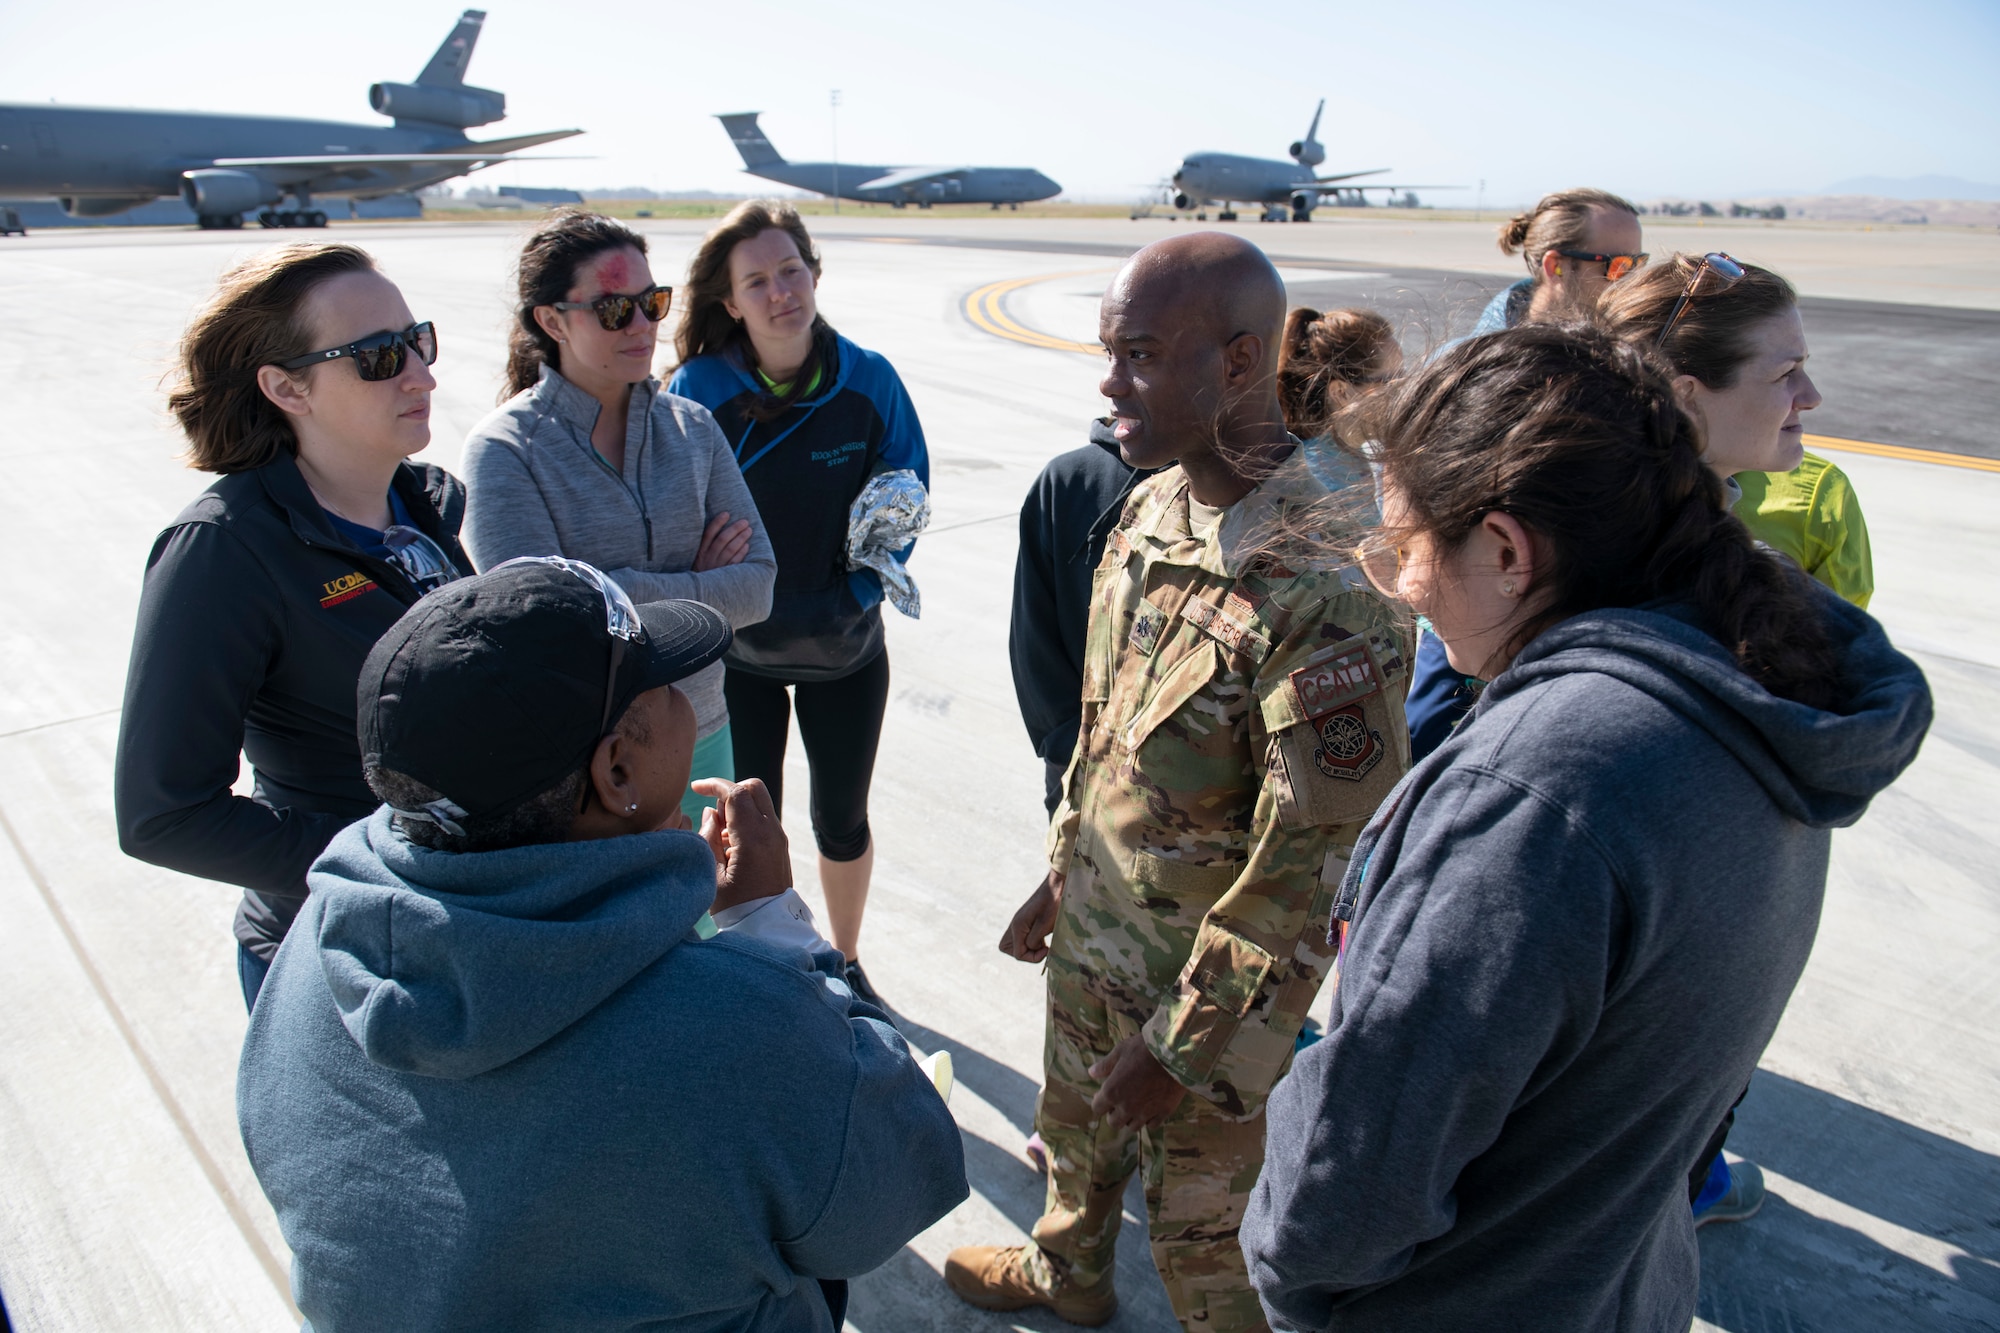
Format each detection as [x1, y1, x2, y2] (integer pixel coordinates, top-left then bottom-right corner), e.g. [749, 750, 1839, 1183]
[1047, 455, 1411, 1111]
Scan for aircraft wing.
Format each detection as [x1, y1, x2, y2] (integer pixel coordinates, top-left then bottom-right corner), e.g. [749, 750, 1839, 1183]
[1310, 168, 1391, 184]
[211, 153, 579, 169]
[852, 165, 974, 191]
[1304, 182, 1461, 192]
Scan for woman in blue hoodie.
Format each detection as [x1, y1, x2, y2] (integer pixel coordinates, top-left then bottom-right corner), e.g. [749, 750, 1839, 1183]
[1241, 326, 1931, 1333]
[668, 201, 930, 1005]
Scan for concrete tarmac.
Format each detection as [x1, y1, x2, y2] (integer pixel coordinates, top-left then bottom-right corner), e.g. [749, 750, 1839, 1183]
[0, 218, 1994, 1332]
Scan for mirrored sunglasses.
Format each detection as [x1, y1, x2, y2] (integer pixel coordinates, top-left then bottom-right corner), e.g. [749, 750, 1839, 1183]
[553, 285, 673, 332]
[1555, 248, 1649, 281]
[1656, 253, 1746, 349]
[276, 321, 437, 382]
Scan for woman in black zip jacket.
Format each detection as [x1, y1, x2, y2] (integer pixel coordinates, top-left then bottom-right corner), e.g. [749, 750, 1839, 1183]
[114, 242, 468, 1010]
[668, 200, 929, 1006]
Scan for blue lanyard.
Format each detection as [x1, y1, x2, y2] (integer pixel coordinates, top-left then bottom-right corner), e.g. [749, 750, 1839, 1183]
[733, 396, 825, 474]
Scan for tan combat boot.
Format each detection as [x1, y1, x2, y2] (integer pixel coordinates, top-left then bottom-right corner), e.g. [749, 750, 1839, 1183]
[943, 1244, 1117, 1326]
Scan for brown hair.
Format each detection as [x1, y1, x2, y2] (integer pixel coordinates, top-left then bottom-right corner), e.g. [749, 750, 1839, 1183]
[673, 199, 829, 422]
[1596, 253, 1797, 390]
[1277, 306, 1398, 439]
[167, 242, 377, 473]
[1499, 188, 1640, 277]
[1351, 323, 1840, 708]
[504, 210, 649, 399]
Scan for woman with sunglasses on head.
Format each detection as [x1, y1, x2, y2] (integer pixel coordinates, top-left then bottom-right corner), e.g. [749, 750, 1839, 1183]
[667, 200, 930, 1008]
[1601, 252, 1872, 610]
[461, 212, 775, 828]
[1598, 252, 1871, 1233]
[1241, 324, 1929, 1333]
[115, 242, 470, 1012]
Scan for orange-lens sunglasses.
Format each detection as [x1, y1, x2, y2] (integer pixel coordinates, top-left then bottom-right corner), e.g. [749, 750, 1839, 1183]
[1556, 248, 1648, 281]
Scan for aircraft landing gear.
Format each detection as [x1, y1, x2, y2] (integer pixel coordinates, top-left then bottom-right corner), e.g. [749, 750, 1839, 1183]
[1292, 206, 1313, 223]
[257, 209, 329, 228]
[1217, 208, 1238, 222]
[197, 213, 245, 230]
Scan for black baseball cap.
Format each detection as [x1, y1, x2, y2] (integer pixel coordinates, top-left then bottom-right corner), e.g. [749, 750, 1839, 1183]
[358, 557, 731, 829]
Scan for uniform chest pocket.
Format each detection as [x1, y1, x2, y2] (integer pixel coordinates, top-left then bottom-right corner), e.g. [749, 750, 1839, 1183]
[1119, 638, 1231, 753]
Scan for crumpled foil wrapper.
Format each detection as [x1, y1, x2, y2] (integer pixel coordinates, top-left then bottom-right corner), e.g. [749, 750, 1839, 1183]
[846, 468, 931, 619]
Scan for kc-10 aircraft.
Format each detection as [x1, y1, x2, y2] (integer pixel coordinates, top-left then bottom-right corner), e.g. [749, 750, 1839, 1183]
[717, 113, 1059, 209]
[0, 11, 580, 229]
[1171, 101, 1449, 222]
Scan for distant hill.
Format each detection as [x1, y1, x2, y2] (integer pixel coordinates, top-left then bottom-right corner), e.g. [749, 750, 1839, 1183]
[1821, 175, 2000, 202]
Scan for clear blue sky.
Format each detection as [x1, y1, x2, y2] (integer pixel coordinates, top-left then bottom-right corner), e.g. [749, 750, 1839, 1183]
[3, 0, 1995, 203]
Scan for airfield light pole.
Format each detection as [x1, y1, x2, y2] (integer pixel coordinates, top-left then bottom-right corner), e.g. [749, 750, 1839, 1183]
[1477, 178, 1485, 221]
[830, 89, 842, 215]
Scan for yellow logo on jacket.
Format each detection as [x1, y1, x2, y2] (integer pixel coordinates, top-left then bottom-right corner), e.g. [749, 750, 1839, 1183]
[320, 571, 377, 608]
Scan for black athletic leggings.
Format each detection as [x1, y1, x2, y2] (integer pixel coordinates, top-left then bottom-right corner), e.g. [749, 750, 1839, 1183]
[724, 649, 890, 862]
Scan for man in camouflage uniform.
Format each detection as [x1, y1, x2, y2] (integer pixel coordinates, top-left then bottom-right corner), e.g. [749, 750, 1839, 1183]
[946, 233, 1411, 1330]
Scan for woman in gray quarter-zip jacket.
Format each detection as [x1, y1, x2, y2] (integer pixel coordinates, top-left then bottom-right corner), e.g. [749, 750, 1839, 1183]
[462, 213, 774, 821]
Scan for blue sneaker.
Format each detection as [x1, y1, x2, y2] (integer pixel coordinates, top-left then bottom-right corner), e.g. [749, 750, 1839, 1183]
[1692, 1158, 1765, 1229]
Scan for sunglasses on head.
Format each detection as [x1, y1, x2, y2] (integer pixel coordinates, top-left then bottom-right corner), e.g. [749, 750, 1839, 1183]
[1556, 248, 1648, 281]
[1656, 253, 1746, 349]
[276, 321, 437, 382]
[552, 285, 673, 332]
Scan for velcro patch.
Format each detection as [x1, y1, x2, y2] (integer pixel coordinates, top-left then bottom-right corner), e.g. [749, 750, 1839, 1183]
[1130, 603, 1168, 657]
[1180, 594, 1271, 662]
[1289, 643, 1381, 717]
[1308, 704, 1385, 782]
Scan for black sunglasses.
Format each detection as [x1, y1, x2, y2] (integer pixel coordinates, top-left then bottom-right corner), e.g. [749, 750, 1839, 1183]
[1656, 253, 1746, 349]
[276, 322, 437, 382]
[1555, 248, 1648, 281]
[552, 285, 673, 332]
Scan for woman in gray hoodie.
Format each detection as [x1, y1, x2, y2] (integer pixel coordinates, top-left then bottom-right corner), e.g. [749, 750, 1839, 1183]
[1241, 325, 1931, 1332]
[462, 213, 774, 822]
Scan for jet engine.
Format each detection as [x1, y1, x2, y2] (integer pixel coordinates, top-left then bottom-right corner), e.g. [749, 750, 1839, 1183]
[180, 169, 282, 218]
[1290, 191, 1315, 217]
[368, 81, 506, 129]
[1288, 138, 1326, 169]
[1173, 192, 1193, 210]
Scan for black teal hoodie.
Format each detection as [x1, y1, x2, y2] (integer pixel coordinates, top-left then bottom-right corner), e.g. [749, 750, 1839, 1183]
[1242, 588, 1931, 1333]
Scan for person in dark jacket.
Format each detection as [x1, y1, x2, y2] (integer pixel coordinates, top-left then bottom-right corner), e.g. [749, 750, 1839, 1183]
[115, 242, 469, 1011]
[1240, 326, 1931, 1333]
[667, 200, 929, 1006]
[1009, 417, 1163, 815]
[238, 560, 966, 1332]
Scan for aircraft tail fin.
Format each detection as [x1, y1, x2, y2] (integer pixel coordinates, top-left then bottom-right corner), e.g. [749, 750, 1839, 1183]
[716, 113, 785, 169]
[418, 9, 486, 87]
[1304, 98, 1324, 144]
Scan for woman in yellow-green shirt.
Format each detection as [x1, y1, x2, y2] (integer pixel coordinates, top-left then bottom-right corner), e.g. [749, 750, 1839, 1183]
[1735, 449, 1873, 608]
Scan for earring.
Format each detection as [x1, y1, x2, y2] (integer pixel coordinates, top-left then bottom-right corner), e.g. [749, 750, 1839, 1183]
[626, 802, 638, 813]
[1503, 581, 1517, 597]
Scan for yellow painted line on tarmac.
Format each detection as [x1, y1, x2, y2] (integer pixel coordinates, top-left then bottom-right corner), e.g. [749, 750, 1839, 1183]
[962, 272, 1111, 356]
[964, 273, 1999, 474]
[1803, 434, 2000, 474]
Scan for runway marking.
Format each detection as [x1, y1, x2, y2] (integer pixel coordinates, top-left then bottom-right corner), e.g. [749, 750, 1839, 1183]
[1803, 434, 2000, 474]
[964, 273, 1999, 474]
[962, 272, 1112, 356]
[0, 803, 299, 1317]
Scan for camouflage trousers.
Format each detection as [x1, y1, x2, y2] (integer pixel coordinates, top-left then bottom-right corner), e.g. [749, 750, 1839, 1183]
[1030, 950, 1271, 1333]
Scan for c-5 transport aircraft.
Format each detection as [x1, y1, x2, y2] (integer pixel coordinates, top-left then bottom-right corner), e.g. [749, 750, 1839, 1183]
[1171, 100, 1449, 222]
[716, 113, 1059, 209]
[0, 10, 580, 229]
